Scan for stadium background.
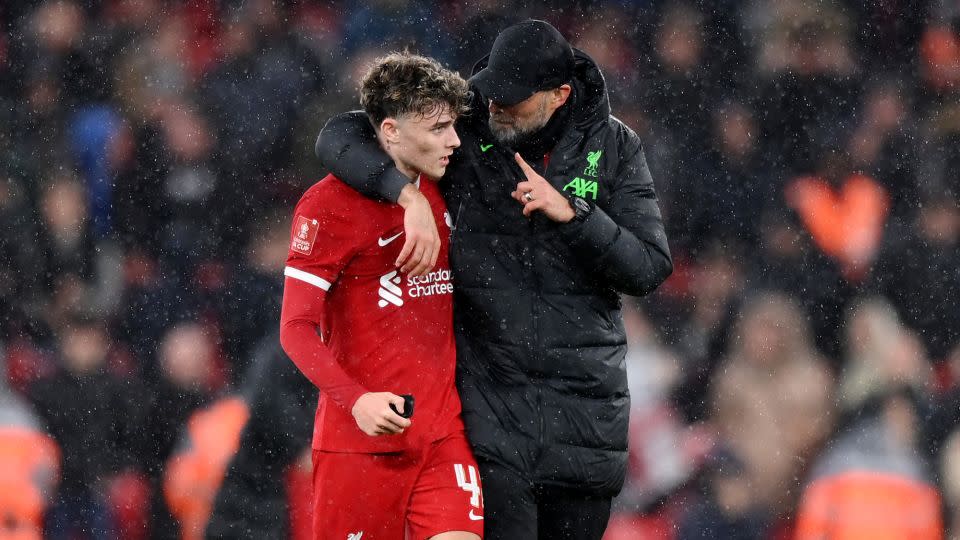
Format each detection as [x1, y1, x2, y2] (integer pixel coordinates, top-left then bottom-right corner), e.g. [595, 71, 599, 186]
[1, 0, 959, 538]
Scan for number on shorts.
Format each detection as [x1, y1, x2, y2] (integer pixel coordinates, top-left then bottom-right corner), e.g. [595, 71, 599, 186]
[453, 463, 482, 509]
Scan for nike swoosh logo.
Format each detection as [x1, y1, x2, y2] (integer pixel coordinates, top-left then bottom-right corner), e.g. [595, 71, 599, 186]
[378, 232, 403, 247]
[480, 143, 493, 152]
[468, 509, 483, 521]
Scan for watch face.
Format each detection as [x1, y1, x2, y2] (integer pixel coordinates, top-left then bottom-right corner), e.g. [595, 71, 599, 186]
[574, 197, 591, 213]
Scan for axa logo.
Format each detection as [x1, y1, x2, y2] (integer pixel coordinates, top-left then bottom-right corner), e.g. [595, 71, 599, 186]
[378, 271, 403, 308]
[563, 177, 598, 199]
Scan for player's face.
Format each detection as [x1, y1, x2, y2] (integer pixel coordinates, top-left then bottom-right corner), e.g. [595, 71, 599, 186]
[392, 105, 460, 180]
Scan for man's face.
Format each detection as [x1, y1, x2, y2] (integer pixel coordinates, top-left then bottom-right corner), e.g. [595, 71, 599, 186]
[391, 105, 460, 180]
[488, 91, 552, 145]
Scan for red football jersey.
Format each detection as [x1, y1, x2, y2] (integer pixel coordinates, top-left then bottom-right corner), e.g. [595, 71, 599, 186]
[280, 174, 463, 454]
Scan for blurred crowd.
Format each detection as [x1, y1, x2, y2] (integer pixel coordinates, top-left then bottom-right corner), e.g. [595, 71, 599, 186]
[0, 0, 959, 538]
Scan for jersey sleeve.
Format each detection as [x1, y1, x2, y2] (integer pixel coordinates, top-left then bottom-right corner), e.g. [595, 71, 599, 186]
[279, 188, 369, 411]
[283, 188, 361, 286]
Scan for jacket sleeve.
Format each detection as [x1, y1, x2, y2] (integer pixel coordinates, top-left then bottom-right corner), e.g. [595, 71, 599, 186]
[314, 111, 410, 203]
[557, 127, 673, 297]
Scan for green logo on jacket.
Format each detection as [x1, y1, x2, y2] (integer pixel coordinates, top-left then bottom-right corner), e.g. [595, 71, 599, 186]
[563, 149, 601, 199]
[563, 177, 598, 199]
[584, 150, 602, 177]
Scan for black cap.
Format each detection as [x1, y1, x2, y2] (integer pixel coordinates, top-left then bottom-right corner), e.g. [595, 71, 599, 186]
[470, 20, 575, 106]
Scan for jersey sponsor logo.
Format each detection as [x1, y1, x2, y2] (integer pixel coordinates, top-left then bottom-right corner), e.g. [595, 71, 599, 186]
[347, 533, 363, 540]
[291, 216, 319, 255]
[378, 271, 403, 308]
[377, 269, 454, 308]
[563, 177, 598, 199]
[377, 231, 403, 247]
[406, 269, 453, 299]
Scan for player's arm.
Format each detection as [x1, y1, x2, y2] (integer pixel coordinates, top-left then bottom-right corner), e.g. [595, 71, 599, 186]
[279, 282, 411, 435]
[315, 111, 438, 276]
[279, 194, 411, 436]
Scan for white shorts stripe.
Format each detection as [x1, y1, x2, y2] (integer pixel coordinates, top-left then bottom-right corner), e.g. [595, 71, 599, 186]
[284, 266, 332, 291]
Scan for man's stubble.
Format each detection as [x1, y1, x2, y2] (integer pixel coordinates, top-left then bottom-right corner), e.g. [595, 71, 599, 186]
[488, 94, 550, 146]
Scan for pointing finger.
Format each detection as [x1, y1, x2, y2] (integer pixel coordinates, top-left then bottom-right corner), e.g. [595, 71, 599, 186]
[514, 153, 535, 177]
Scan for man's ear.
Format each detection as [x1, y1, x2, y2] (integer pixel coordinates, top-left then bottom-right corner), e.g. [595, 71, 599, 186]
[553, 84, 572, 107]
[380, 118, 400, 145]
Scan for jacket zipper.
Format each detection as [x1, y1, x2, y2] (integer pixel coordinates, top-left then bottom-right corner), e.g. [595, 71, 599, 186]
[532, 154, 552, 461]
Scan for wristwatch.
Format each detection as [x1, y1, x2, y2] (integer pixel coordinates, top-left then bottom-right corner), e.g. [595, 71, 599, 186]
[568, 196, 593, 224]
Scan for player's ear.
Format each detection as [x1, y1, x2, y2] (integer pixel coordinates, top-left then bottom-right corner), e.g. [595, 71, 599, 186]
[380, 118, 401, 145]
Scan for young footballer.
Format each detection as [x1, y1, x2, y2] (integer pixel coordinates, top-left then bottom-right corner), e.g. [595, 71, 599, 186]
[279, 52, 483, 539]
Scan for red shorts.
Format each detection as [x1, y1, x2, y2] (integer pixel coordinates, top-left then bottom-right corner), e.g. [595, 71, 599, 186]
[311, 430, 484, 539]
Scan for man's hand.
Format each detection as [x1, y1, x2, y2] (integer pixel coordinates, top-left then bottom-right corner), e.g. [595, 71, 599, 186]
[351, 392, 412, 436]
[396, 183, 440, 276]
[511, 153, 575, 222]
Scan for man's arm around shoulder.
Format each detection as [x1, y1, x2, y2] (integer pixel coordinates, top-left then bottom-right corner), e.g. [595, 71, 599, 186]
[315, 111, 410, 202]
[315, 112, 440, 276]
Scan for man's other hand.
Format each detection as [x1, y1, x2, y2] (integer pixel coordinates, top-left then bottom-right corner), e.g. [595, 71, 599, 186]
[396, 184, 440, 276]
[351, 392, 412, 436]
[511, 153, 576, 222]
